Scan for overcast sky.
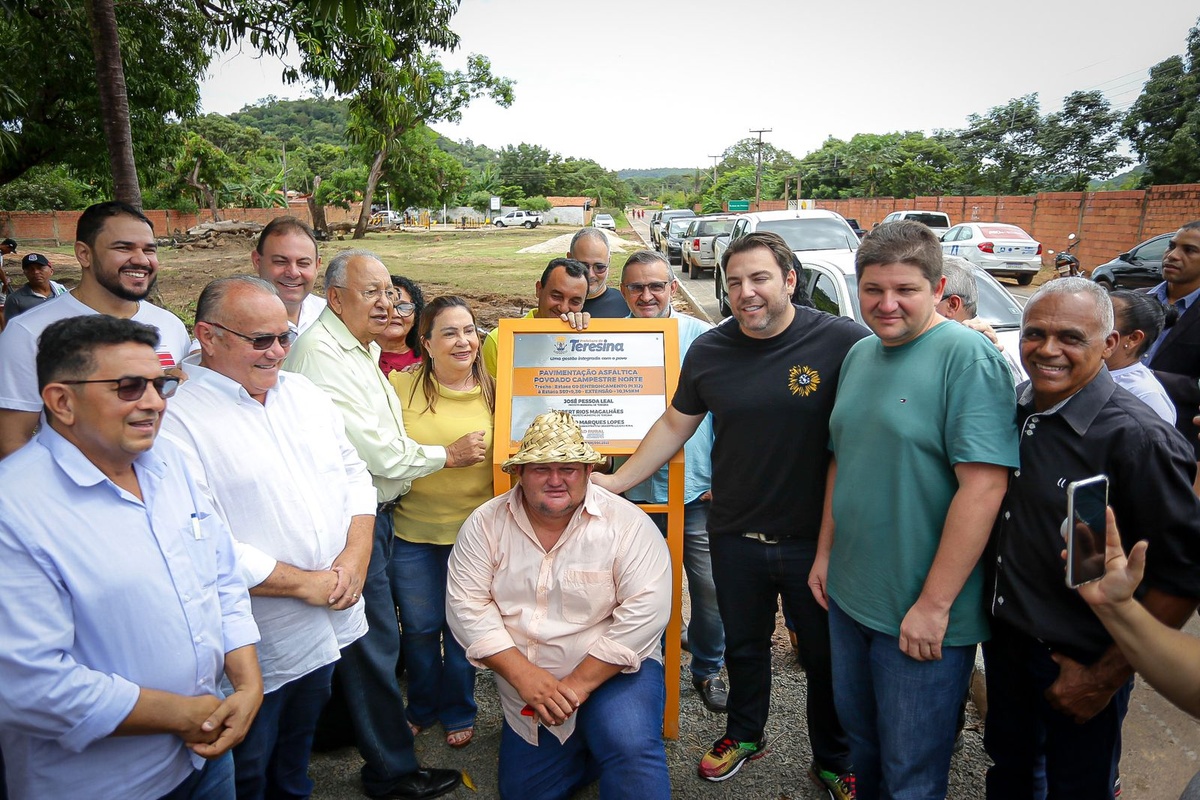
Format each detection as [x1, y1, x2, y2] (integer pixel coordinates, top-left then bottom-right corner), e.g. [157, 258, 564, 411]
[198, 0, 1198, 172]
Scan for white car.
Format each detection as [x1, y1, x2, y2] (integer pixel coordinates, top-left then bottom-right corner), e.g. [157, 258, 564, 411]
[593, 214, 616, 231]
[941, 222, 1042, 286]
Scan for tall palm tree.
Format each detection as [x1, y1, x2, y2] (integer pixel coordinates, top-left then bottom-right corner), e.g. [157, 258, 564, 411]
[84, 0, 141, 207]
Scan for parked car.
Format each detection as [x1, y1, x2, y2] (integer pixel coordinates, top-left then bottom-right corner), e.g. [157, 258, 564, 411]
[661, 217, 696, 265]
[714, 210, 860, 317]
[844, 218, 867, 238]
[941, 222, 1042, 285]
[593, 213, 616, 231]
[651, 208, 696, 249]
[1090, 232, 1173, 290]
[878, 210, 952, 237]
[784, 253, 1024, 374]
[680, 215, 736, 279]
[493, 210, 542, 228]
[370, 210, 403, 226]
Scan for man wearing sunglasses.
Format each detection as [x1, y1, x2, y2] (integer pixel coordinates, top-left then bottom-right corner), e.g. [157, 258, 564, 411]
[0, 201, 190, 459]
[617, 250, 727, 714]
[570, 227, 629, 318]
[0, 314, 262, 799]
[285, 250, 480, 800]
[162, 276, 377, 799]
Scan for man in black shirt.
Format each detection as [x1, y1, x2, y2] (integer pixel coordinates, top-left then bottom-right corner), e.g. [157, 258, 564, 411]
[986, 278, 1200, 798]
[570, 228, 628, 318]
[595, 232, 865, 794]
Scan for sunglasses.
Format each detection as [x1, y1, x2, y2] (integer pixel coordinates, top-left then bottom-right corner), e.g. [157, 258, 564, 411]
[207, 321, 297, 350]
[392, 302, 417, 317]
[578, 261, 609, 273]
[61, 375, 180, 401]
[623, 282, 670, 294]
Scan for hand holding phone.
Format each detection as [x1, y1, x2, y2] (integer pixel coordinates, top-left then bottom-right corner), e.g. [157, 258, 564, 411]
[1065, 475, 1109, 588]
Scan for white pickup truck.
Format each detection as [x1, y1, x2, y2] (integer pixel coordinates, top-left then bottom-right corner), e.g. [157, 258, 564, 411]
[493, 210, 542, 228]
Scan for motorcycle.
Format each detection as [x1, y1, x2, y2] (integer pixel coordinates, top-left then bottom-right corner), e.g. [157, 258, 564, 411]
[1049, 233, 1082, 278]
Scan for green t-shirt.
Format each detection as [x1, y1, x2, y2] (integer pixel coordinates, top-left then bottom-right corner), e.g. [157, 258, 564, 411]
[827, 321, 1019, 646]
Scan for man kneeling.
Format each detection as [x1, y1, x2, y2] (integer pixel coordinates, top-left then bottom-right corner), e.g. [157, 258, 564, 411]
[447, 410, 672, 800]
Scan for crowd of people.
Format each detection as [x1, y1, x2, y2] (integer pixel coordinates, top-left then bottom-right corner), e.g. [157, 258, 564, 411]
[1, 201, 1200, 800]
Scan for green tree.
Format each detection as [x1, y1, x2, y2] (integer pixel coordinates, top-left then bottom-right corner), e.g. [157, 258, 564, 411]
[957, 94, 1045, 195]
[498, 143, 558, 198]
[1122, 17, 1200, 186]
[1039, 91, 1130, 191]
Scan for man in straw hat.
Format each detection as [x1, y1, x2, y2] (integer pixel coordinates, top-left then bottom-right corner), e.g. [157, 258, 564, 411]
[447, 410, 672, 800]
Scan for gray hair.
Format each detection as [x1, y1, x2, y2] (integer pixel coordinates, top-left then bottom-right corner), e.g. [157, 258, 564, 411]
[195, 275, 278, 326]
[940, 256, 978, 317]
[1023, 276, 1115, 337]
[324, 249, 383, 292]
[568, 227, 611, 257]
[620, 249, 676, 283]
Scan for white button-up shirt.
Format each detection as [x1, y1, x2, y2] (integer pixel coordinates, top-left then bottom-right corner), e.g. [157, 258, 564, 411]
[160, 364, 375, 693]
[285, 306, 446, 503]
[446, 482, 671, 745]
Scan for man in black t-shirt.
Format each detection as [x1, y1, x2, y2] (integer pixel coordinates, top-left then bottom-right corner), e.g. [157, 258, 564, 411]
[570, 227, 629, 318]
[596, 232, 866, 793]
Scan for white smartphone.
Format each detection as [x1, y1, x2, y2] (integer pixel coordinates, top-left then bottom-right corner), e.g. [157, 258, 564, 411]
[1065, 475, 1109, 588]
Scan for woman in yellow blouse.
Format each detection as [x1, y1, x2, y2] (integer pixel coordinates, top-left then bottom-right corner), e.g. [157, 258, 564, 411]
[388, 295, 495, 748]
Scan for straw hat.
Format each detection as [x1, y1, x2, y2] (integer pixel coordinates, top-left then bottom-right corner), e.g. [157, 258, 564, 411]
[501, 410, 606, 473]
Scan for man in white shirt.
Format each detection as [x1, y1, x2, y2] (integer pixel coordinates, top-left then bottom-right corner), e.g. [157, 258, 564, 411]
[251, 216, 326, 335]
[0, 201, 190, 458]
[447, 410, 672, 800]
[160, 276, 376, 799]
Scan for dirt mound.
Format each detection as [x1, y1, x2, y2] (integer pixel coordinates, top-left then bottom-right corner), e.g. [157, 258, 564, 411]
[517, 229, 641, 255]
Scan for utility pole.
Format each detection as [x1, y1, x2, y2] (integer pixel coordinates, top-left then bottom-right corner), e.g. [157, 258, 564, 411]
[749, 127, 772, 210]
[708, 154, 720, 185]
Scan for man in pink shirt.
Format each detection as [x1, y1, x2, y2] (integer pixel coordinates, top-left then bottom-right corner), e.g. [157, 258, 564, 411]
[447, 410, 672, 800]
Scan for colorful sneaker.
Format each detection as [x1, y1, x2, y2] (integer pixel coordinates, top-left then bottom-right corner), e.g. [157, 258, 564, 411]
[809, 761, 856, 800]
[697, 736, 766, 781]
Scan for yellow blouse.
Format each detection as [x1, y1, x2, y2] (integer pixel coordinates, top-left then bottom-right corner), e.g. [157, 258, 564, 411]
[388, 370, 495, 545]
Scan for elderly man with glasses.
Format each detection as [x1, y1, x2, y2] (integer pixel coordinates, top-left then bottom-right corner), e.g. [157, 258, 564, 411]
[0, 314, 262, 800]
[570, 227, 629, 318]
[161, 276, 377, 799]
[284, 250, 483, 800]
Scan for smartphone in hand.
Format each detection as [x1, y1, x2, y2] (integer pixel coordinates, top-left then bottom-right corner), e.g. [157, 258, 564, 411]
[1066, 475, 1109, 588]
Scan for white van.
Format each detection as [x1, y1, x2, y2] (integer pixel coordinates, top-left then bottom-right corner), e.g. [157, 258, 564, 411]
[877, 210, 952, 237]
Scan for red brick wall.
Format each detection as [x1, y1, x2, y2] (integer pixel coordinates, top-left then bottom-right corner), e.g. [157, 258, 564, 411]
[804, 185, 1200, 272]
[0, 202, 365, 246]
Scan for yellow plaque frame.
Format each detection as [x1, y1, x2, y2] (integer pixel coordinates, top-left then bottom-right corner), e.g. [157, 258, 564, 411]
[492, 317, 686, 739]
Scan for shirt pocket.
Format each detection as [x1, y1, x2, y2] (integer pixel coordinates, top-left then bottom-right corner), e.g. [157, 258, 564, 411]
[559, 569, 615, 625]
[180, 513, 220, 588]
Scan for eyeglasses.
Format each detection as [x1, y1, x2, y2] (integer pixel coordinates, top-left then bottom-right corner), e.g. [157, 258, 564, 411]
[207, 321, 296, 350]
[577, 261, 609, 274]
[333, 285, 402, 305]
[623, 281, 670, 294]
[392, 302, 417, 317]
[60, 375, 180, 401]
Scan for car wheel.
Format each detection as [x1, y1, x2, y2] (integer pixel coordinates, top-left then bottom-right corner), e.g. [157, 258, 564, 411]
[494, 220, 504, 227]
[1016, 274, 1034, 286]
[1094, 277, 1114, 292]
[523, 221, 533, 229]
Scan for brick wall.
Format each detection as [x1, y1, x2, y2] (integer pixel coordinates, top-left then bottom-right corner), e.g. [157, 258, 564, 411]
[797, 185, 1200, 271]
[0, 202, 365, 246]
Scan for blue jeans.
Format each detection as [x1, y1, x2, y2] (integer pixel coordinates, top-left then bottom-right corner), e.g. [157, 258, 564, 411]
[828, 599, 975, 800]
[497, 659, 669, 800]
[708, 533, 851, 771]
[157, 752, 235, 800]
[388, 537, 477, 731]
[233, 662, 335, 800]
[337, 509, 419, 794]
[983, 620, 1130, 799]
[649, 498, 725, 680]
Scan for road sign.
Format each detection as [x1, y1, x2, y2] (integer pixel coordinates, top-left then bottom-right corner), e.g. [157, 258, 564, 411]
[728, 200, 750, 212]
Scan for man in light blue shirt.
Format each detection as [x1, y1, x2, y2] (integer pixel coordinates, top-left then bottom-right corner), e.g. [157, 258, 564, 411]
[617, 249, 726, 713]
[0, 315, 262, 800]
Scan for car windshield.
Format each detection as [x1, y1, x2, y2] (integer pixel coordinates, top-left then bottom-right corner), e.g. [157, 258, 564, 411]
[906, 213, 950, 228]
[979, 225, 1031, 240]
[760, 218, 859, 251]
[698, 220, 734, 236]
[972, 269, 1024, 330]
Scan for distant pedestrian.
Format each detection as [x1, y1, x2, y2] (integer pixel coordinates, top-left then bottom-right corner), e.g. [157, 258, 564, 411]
[3, 253, 67, 320]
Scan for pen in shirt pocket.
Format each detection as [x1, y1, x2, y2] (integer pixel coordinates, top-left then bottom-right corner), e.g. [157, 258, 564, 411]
[191, 513, 203, 540]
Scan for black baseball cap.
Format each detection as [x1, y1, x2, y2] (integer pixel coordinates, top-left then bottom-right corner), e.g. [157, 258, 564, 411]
[22, 253, 50, 269]
[1, 238, 16, 251]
